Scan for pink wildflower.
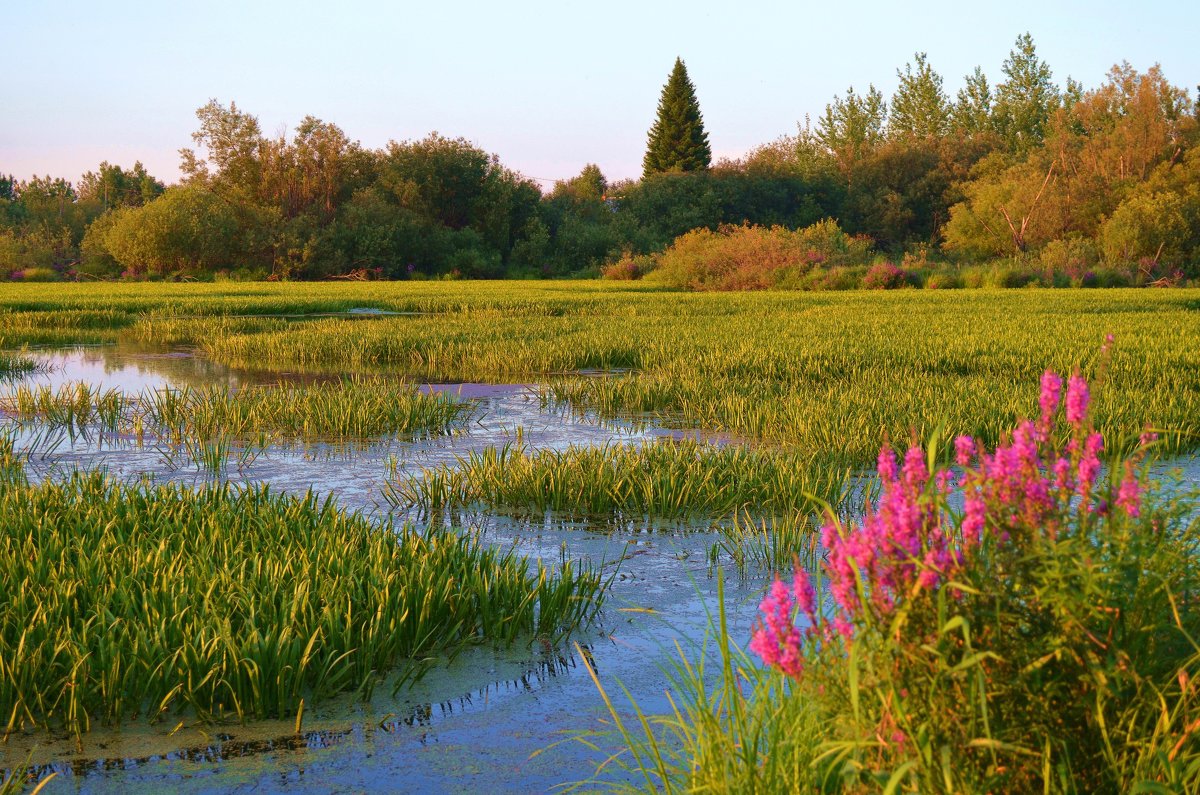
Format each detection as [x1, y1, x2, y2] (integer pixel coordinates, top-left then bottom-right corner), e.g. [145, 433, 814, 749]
[954, 435, 975, 467]
[962, 494, 986, 546]
[1039, 370, 1062, 428]
[1077, 432, 1104, 496]
[877, 447, 898, 482]
[749, 578, 803, 678]
[1116, 463, 1142, 518]
[792, 567, 816, 626]
[1065, 374, 1090, 426]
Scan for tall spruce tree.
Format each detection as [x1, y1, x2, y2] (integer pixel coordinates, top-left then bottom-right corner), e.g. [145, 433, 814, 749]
[643, 58, 712, 177]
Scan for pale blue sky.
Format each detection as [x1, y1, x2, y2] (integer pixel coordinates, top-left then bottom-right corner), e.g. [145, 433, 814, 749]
[4, 0, 1197, 189]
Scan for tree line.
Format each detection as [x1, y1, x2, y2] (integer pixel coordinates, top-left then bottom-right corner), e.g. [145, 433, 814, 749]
[2, 33, 1197, 282]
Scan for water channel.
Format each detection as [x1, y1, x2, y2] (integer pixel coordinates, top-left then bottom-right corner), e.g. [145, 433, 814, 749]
[0, 343, 772, 793]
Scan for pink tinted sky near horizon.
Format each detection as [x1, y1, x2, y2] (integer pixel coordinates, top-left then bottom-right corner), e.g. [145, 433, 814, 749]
[4, 0, 1198, 190]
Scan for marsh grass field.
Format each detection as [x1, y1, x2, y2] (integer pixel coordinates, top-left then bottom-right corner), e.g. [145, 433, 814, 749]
[0, 281, 1199, 792]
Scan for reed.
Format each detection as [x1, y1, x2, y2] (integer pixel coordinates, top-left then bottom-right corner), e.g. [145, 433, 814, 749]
[388, 439, 851, 523]
[0, 463, 605, 736]
[0, 377, 472, 445]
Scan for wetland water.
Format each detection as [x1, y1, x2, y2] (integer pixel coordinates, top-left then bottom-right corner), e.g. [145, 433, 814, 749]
[0, 344, 767, 793]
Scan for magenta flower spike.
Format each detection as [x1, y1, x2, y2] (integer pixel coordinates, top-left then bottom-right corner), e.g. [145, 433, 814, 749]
[1065, 374, 1090, 426]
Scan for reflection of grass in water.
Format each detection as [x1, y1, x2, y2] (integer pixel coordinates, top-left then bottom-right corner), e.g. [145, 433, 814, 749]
[0, 445, 606, 738]
[0, 345, 48, 380]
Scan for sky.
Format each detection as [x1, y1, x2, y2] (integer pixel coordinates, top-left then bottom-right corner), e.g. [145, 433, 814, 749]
[4, 0, 1198, 190]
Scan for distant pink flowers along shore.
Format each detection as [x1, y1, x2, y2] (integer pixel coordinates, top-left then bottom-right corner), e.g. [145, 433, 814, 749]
[750, 364, 1153, 679]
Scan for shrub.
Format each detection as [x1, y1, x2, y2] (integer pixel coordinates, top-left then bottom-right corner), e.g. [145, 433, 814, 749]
[792, 265, 863, 291]
[652, 220, 877, 291]
[1095, 266, 1134, 288]
[1041, 236, 1100, 283]
[984, 263, 1041, 288]
[20, 267, 60, 282]
[862, 261, 914, 289]
[601, 253, 656, 281]
[1100, 190, 1190, 267]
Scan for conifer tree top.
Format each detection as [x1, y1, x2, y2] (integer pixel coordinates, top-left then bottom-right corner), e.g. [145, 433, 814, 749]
[643, 58, 712, 177]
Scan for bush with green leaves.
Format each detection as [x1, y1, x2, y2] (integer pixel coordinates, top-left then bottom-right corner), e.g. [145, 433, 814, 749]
[592, 365, 1200, 793]
[650, 220, 876, 291]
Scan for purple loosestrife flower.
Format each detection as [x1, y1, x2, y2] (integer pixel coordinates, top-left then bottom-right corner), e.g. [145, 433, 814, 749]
[1039, 371, 1062, 431]
[878, 447, 898, 482]
[792, 567, 817, 627]
[1065, 374, 1090, 426]
[1077, 432, 1104, 496]
[962, 495, 986, 547]
[750, 365, 1140, 682]
[1117, 463, 1142, 518]
[1053, 457, 1073, 491]
[954, 435, 975, 467]
[749, 579, 803, 678]
[902, 446, 928, 490]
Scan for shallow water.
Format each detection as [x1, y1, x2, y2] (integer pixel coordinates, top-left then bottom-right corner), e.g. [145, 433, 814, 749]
[0, 344, 765, 793]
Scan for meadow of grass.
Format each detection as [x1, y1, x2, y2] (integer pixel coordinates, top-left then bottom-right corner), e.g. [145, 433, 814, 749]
[0, 283, 1185, 468]
[0, 443, 604, 737]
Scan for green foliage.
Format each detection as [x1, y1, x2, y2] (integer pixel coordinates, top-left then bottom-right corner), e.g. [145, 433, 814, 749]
[818, 84, 888, 159]
[0, 376, 472, 444]
[643, 58, 712, 176]
[101, 186, 239, 276]
[1, 42, 1197, 280]
[889, 53, 951, 139]
[388, 439, 848, 524]
[993, 32, 1061, 152]
[76, 161, 164, 211]
[953, 67, 995, 135]
[613, 170, 836, 255]
[1101, 190, 1192, 267]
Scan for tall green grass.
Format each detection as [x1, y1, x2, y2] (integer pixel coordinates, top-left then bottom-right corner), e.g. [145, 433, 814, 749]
[0, 377, 471, 443]
[388, 440, 850, 573]
[572, 581, 828, 793]
[0, 454, 604, 736]
[389, 440, 850, 521]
